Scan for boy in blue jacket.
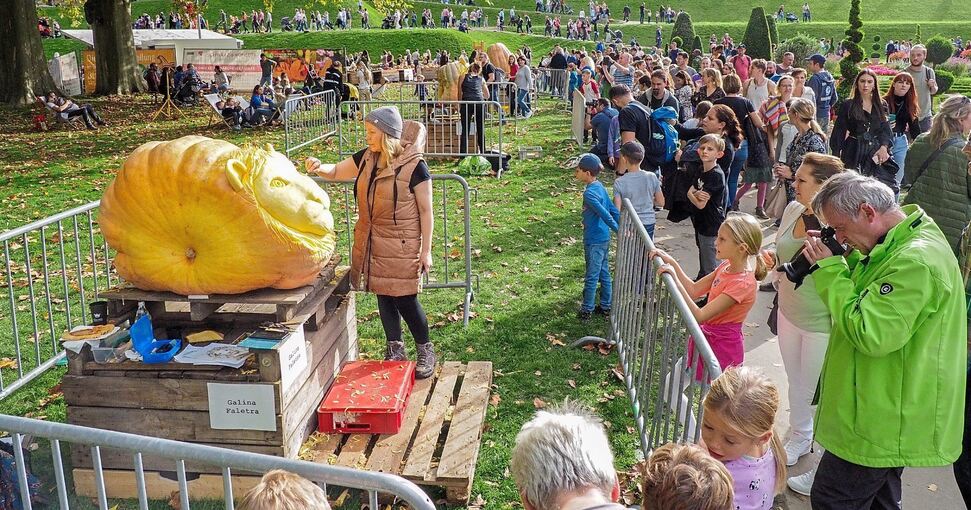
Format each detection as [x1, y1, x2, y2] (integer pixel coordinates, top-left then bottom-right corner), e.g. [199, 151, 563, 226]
[575, 153, 620, 321]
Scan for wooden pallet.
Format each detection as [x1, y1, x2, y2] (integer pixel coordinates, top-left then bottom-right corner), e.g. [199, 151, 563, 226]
[305, 361, 493, 506]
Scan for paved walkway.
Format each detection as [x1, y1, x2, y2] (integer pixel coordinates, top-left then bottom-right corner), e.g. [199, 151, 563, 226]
[651, 192, 963, 509]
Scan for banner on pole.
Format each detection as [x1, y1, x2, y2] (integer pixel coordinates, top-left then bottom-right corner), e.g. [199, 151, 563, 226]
[183, 49, 263, 90]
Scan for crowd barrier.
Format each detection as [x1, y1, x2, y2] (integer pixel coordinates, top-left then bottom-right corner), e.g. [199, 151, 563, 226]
[0, 413, 436, 510]
[337, 100, 505, 169]
[312, 174, 477, 326]
[535, 68, 569, 100]
[0, 202, 114, 401]
[283, 89, 339, 157]
[607, 200, 721, 455]
[370, 81, 527, 125]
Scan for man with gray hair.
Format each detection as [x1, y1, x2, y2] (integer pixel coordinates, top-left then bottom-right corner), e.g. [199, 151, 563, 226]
[800, 172, 967, 509]
[510, 403, 626, 510]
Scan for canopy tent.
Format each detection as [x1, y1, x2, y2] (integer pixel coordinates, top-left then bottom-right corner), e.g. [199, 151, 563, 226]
[62, 29, 243, 64]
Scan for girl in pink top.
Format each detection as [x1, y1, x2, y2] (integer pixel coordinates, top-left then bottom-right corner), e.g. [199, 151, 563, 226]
[651, 213, 767, 438]
[703, 366, 787, 510]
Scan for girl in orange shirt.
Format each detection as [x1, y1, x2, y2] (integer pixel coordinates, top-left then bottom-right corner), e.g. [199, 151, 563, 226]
[651, 212, 768, 438]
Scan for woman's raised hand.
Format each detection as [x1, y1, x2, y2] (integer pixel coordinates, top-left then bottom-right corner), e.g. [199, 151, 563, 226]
[304, 157, 322, 174]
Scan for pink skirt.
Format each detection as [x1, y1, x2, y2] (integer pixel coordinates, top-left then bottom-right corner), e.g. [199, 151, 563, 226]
[687, 322, 744, 381]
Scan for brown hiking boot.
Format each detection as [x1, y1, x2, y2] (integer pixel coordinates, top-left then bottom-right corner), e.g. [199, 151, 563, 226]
[415, 342, 437, 379]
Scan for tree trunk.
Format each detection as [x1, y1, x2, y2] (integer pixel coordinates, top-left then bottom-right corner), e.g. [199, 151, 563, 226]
[85, 0, 144, 95]
[0, 0, 60, 106]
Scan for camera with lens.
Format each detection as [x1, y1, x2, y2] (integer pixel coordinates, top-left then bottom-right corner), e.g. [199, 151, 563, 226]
[779, 225, 846, 288]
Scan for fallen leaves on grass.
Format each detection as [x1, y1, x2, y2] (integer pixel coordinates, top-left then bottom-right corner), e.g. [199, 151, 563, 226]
[0, 358, 18, 370]
[567, 379, 576, 388]
[490, 393, 501, 407]
[545, 333, 566, 347]
[532, 397, 547, 409]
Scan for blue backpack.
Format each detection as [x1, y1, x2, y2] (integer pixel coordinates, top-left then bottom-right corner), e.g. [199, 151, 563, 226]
[650, 106, 680, 163]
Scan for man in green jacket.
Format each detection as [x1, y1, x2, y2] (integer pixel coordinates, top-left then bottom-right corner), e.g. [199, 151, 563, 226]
[802, 172, 967, 509]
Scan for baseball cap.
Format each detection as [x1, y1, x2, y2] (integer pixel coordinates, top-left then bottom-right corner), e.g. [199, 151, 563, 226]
[806, 53, 826, 65]
[577, 153, 603, 172]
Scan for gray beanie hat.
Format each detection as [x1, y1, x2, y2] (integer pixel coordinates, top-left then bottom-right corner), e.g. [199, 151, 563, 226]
[364, 106, 403, 139]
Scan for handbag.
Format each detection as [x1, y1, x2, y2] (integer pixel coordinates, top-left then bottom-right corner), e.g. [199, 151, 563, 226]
[857, 131, 901, 194]
[744, 115, 773, 168]
[764, 179, 788, 219]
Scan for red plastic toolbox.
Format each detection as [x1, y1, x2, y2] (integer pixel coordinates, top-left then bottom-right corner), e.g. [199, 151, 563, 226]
[318, 360, 416, 434]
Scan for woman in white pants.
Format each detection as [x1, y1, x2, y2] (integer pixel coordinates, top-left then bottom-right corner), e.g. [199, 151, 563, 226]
[773, 152, 845, 495]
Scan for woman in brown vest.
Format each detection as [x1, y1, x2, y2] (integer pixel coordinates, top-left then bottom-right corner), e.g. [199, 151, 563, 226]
[306, 106, 437, 378]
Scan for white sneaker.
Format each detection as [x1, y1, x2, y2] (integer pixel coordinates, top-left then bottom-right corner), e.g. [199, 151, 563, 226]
[784, 435, 813, 466]
[787, 467, 816, 497]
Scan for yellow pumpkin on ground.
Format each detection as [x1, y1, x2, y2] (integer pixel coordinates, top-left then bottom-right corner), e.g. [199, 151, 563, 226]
[486, 43, 513, 76]
[100, 135, 337, 295]
[436, 59, 469, 101]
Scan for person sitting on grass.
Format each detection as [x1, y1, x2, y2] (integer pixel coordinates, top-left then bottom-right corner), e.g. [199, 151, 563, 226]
[641, 442, 734, 510]
[574, 153, 620, 322]
[237, 469, 331, 510]
[510, 402, 628, 510]
[613, 140, 664, 239]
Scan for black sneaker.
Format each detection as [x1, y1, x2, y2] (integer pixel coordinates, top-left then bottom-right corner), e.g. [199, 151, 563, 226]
[577, 309, 593, 321]
[594, 305, 611, 317]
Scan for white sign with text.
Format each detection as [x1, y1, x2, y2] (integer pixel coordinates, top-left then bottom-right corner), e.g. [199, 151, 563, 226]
[278, 327, 309, 394]
[207, 383, 277, 431]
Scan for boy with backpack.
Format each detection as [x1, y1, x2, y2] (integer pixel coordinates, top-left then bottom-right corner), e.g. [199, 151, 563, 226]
[574, 154, 620, 321]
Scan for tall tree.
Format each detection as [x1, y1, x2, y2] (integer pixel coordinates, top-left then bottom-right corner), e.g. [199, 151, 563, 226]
[0, 0, 60, 106]
[84, 0, 144, 94]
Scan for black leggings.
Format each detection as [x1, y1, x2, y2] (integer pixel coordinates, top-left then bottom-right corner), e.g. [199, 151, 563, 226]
[376, 294, 429, 344]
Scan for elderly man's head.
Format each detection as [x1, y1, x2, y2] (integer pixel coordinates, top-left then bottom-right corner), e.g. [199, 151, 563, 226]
[510, 403, 619, 510]
[812, 172, 904, 254]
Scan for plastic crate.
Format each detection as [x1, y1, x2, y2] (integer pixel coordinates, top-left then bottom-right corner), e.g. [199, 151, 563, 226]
[318, 360, 416, 434]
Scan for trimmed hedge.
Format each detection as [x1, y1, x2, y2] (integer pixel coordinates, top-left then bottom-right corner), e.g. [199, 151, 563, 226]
[926, 35, 954, 67]
[672, 12, 696, 46]
[742, 7, 772, 59]
[765, 15, 779, 47]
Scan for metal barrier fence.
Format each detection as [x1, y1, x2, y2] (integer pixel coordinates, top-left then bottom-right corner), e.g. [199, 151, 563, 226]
[608, 200, 722, 457]
[0, 413, 435, 510]
[338, 100, 504, 165]
[0, 202, 113, 401]
[535, 68, 569, 100]
[313, 174, 477, 326]
[369, 81, 527, 121]
[283, 89, 339, 157]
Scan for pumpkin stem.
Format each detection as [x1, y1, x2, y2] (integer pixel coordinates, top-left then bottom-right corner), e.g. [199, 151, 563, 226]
[185, 247, 196, 261]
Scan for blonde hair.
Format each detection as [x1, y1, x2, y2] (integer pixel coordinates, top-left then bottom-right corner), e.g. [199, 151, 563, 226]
[786, 97, 826, 141]
[929, 95, 971, 149]
[376, 129, 404, 168]
[698, 133, 725, 152]
[799, 153, 845, 184]
[703, 367, 786, 495]
[720, 213, 768, 280]
[642, 443, 734, 510]
[701, 68, 723, 90]
[237, 470, 331, 510]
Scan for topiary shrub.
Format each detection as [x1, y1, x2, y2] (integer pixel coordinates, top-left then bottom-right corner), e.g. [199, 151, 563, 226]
[671, 36, 684, 48]
[742, 7, 772, 59]
[775, 33, 821, 64]
[843, 0, 865, 64]
[871, 35, 882, 61]
[926, 35, 954, 67]
[935, 69, 955, 95]
[765, 15, 779, 48]
[692, 34, 704, 53]
[672, 12, 695, 46]
[914, 25, 922, 44]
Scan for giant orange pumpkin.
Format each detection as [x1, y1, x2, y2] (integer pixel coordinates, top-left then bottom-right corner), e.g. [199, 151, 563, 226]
[100, 136, 337, 295]
[486, 43, 513, 76]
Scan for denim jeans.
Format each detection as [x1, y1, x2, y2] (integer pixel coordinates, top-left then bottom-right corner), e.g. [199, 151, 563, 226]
[516, 88, 531, 116]
[726, 139, 748, 209]
[891, 133, 909, 187]
[644, 222, 655, 239]
[695, 232, 718, 278]
[582, 242, 612, 312]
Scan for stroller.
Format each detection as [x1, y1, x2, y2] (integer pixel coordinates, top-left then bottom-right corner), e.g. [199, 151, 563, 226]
[785, 12, 798, 22]
[381, 15, 395, 29]
[173, 77, 201, 106]
[280, 16, 294, 31]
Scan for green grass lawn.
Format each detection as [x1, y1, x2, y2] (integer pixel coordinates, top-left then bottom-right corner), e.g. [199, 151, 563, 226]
[0, 91, 645, 508]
